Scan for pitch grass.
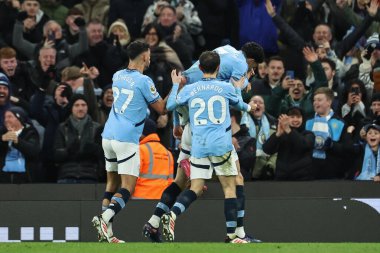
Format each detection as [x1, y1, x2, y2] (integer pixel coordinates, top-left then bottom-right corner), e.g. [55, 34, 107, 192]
[0, 243, 380, 253]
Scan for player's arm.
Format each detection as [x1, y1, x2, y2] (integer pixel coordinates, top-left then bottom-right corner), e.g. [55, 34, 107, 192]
[166, 70, 185, 111]
[228, 83, 256, 113]
[150, 98, 167, 115]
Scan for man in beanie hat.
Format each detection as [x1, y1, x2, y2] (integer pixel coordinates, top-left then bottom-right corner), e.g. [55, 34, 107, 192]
[133, 118, 174, 200]
[0, 106, 40, 183]
[0, 72, 11, 126]
[53, 93, 103, 184]
[263, 107, 315, 180]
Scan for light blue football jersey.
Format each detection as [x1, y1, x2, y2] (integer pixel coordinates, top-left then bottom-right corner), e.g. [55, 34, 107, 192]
[102, 69, 160, 143]
[176, 78, 248, 158]
[183, 45, 249, 87]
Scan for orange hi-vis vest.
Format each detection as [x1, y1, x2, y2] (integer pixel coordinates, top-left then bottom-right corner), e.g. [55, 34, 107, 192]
[133, 133, 174, 199]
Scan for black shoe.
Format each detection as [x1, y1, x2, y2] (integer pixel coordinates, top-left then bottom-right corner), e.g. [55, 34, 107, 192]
[143, 222, 162, 243]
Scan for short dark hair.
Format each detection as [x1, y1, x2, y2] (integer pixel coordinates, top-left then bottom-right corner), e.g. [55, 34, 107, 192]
[241, 42, 265, 64]
[320, 58, 336, 71]
[267, 55, 285, 66]
[199, 51, 220, 74]
[127, 41, 150, 60]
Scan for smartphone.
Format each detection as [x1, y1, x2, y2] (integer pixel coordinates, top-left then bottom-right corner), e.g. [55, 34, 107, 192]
[48, 31, 55, 42]
[286, 70, 295, 79]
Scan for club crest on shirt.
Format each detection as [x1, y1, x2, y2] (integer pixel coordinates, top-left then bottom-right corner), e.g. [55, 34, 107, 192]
[150, 84, 157, 95]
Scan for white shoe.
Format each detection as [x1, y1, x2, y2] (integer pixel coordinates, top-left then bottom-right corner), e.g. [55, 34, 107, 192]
[161, 213, 175, 242]
[109, 236, 125, 243]
[92, 215, 110, 242]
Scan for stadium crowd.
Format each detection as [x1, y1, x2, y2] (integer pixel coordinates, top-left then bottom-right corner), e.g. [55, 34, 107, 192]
[0, 0, 380, 185]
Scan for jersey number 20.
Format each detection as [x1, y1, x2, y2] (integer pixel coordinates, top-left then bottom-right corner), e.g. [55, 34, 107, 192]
[113, 87, 134, 114]
[191, 95, 226, 125]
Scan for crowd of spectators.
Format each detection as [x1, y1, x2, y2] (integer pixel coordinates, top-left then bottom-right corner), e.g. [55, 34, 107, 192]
[0, 0, 380, 183]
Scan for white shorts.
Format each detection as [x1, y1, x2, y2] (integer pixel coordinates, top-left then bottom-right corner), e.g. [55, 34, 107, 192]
[102, 139, 140, 177]
[177, 123, 192, 162]
[231, 146, 239, 162]
[189, 151, 238, 180]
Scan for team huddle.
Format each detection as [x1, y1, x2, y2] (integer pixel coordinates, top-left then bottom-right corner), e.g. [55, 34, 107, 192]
[92, 40, 265, 243]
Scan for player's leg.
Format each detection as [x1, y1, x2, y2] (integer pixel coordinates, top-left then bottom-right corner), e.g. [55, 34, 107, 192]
[92, 139, 120, 242]
[234, 156, 261, 242]
[96, 140, 139, 242]
[143, 163, 187, 242]
[234, 157, 247, 238]
[213, 151, 247, 243]
[161, 156, 212, 242]
[99, 172, 119, 242]
[144, 124, 192, 242]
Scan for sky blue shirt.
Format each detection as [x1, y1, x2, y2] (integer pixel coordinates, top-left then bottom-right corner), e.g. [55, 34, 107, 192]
[102, 69, 160, 143]
[183, 45, 249, 88]
[176, 78, 249, 157]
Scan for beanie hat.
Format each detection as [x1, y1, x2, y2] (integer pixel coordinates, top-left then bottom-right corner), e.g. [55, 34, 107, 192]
[365, 33, 380, 48]
[8, 106, 29, 126]
[142, 118, 157, 136]
[0, 72, 10, 87]
[364, 123, 380, 133]
[69, 94, 87, 112]
[371, 93, 380, 103]
[107, 19, 131, 45]
[286, 106, 304, 117]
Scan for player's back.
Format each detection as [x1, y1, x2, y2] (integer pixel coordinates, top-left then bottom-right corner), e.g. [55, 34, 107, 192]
[102, 69, 160, 143]
[183, 45, 248, 84]
[177, 78, 236, 158]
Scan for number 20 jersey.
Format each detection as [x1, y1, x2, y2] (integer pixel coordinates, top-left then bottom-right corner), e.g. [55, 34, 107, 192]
[176, 79, 241, 158]
[102, 69, 160, 144]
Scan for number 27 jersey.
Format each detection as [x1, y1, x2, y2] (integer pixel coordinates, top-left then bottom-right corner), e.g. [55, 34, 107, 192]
[102, 69, 160, 144]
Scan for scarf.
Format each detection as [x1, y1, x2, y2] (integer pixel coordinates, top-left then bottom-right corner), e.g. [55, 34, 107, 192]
[356, 144, 380, 180]
[246, 114, 270, 157]
[312, 110, 334, 159]
[69, 114, 90, 136]
[2, 142, 26, 173]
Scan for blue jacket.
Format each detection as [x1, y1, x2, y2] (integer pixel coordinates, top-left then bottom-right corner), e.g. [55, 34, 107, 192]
[237, 0, 281, 54]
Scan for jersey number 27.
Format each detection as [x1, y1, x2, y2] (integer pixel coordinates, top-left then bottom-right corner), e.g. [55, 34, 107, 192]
[113, 87, 134, 114]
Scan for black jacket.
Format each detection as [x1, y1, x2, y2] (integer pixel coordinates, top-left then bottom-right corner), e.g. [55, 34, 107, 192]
[0, 124, 40, 183]
[53, 115, 103, 181]
[263, 128, 315, 180]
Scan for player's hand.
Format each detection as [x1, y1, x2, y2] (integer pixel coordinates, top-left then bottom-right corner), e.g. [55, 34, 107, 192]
[173, 125, 183, 139]
[231, 76, 245, 89]
[374, 175, 380, 182]
[248, 101, 257, 113]
[232, 137, 240, 150]
[171, 69, 182, 85]
[156, 114, 168, 128]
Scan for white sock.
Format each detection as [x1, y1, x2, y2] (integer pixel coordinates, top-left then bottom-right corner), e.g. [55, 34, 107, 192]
[235, 227, 246, 238]
[148, 215, 161, 228]
[107, 222, 113, 237]
[170, 211, 177, 221]
[101, 209, 115, 224]
[227, 233, 236, 239]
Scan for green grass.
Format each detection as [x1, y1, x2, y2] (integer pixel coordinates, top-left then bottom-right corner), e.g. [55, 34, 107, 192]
[0, 243, 380, 253]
